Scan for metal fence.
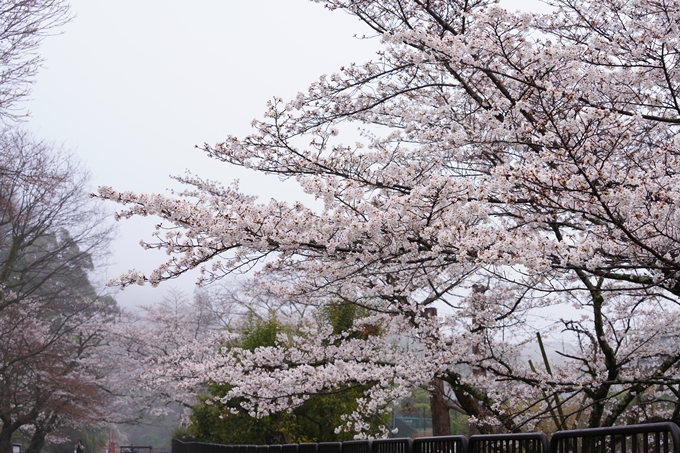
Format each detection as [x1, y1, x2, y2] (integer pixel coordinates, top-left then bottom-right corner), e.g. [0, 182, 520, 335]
[413, 436, 467, 453]
[172, 423, 680, 453]
[551, 423, 680, 453]
[470, 432, 549, 453]
[342, 440, 372, 453]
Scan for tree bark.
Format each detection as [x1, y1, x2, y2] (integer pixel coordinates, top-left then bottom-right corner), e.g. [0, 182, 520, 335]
[23, 428, 47, 453]
[429, 377, 451, 436]
[423, 307, 452, 436]
[0, 420, 22, 453]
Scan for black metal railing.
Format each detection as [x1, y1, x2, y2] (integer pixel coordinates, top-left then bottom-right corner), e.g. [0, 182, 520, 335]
[469, 433, 549, 453]
[172, 423, 680, 453]
[319, 444, 343, 453]
[372, 438, 413, 453]
[413, 435, 467, 453]
[342, 440, 372, 453]
[551, 423, 680, 453]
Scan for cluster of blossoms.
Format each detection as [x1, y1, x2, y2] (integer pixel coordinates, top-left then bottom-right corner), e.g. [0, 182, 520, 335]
[100, 0, 680, 436]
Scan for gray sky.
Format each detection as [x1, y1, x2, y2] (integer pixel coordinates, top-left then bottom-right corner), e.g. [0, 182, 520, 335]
[25, 0, 548, 307]
[26, 1, 379, 306]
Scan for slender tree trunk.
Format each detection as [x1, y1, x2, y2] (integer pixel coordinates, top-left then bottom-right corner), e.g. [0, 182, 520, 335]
[429, 377, 451, 436]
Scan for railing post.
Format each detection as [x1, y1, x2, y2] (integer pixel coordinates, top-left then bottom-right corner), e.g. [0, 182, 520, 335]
[413, 435, 468, 453]
[550, 422, 680, 453]
[318, 443, 342, 453]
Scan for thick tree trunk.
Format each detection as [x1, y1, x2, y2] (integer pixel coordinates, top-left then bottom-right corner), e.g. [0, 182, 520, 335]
[0, 434, 12, 453]
[429, 377, 451, 436]
[0, 422, 21, 453]
[23, 428, 47, 453]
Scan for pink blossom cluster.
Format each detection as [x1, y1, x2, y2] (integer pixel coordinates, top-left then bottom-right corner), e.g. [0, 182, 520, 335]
[100, 0, 680, 436]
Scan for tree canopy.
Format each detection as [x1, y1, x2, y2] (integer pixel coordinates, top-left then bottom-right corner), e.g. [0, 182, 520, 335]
[101, 0, 680, 436]
[0, 2, 135, 453]
[180, 308, 384, 443]
[0, 129, 117, 453]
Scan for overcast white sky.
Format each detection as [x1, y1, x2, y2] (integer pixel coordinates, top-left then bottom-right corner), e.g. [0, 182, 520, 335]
[24, 0, 549, 307]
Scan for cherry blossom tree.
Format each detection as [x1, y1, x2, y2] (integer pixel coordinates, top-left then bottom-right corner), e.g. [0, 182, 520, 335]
[100, 283, 327, 440]
[0, 288, 117, 453]
[0, 129, 117, 453]
[100, 0, 680, 436]
[98, 288, 242, 426]
[0, 0, 71, 122]
[174, 298, 392, 443]
[0, 2, 122, 450]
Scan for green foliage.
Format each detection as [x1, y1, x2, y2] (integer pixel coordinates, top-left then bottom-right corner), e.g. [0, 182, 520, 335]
[186, 380, 377, 444]
[319, 303, 376, 343]
[396, 387, 431, 419]
[184, 307, 386, 443]
[450, 410, 469, 436]
[239, 313, 284, 352]
[392, 387, 470, 437]
[323, 303, 361, 336]
[79, 428, 107, 453]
